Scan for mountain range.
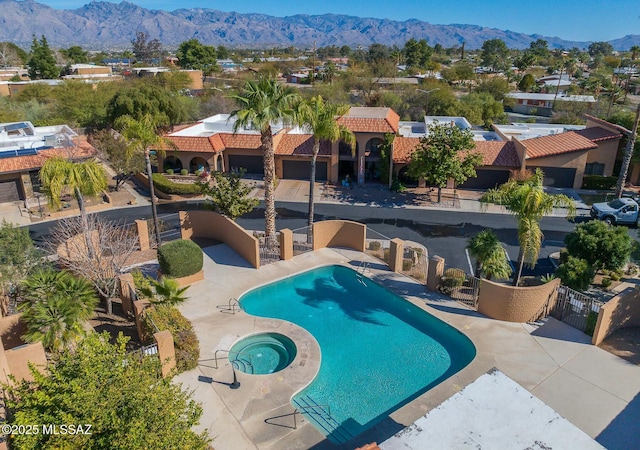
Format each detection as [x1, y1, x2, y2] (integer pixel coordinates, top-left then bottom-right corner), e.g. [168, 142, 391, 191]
[1, 0, 638, 51]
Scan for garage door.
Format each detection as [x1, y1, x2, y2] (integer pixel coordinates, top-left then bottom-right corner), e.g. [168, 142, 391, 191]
[228, 155, 264, 175]
[0, 179, 21, 202]
[458, 169, 511, 190]
[282, 160, 327, 180]
[528, 166, 576, 188]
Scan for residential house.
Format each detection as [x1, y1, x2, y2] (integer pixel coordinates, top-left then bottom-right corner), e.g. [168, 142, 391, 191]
[0, 121, 96, 202]
[506, 92, 596, 117]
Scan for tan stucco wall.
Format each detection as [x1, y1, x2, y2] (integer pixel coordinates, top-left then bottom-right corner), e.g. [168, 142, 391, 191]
[181, 70, 203, 89]
[477, 278, 561, 323]
[526, 149, 589, 189]
[169, 269, 204, 288]
[0, 313, 27, 350]
[586, 139, 619, 177]
[76, 66, 112, 75]
[513, 138, 527, 171]
[592, 287, 640, 346]
[312, 220, 366, 252]
[179, 210, 260, 269]
[153, 330, 176, 377]
[4, 342, 47, 383]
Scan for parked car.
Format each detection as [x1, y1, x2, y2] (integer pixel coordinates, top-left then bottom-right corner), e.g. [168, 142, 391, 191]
[590, 197, 639, 225]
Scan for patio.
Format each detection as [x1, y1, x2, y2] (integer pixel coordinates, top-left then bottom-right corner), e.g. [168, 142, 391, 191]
[174, 244, 640, 449]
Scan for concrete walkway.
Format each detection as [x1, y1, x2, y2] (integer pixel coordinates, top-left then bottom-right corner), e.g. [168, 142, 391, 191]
[174, 245, 640, 450]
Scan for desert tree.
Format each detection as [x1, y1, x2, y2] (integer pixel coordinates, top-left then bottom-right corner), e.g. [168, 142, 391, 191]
[47, 214, 137, 315]
[197, 170, 258, 220]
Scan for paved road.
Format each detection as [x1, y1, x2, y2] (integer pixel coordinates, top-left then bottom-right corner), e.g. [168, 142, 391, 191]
[26, 199, 579, 277]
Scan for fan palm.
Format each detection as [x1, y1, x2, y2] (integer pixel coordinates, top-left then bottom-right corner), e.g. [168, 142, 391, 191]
[20, 270, 98, 352]
[40, 157, 108, 256]
[297, 96, 355, 227]
[140, 277, 190, 307]
[115, 114, 175, 248]
[467, 230, 512, 280]
[481, 169, 575, 286]
[229, 76, 301, 239]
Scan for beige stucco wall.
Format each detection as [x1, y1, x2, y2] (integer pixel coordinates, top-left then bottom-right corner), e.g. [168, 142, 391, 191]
[313, 220, 366, 252]
[477, 278, 561, 323]
[76, 66, 112, 75]
[526, 149, 589, 189]
[0, 314, 47, 385]
[592, 287, 640, 346]
[0, 313, 28, 350]
[586, 139, 619, 177]
[154, 330, 176, 377]
[179, 210, 260, 268]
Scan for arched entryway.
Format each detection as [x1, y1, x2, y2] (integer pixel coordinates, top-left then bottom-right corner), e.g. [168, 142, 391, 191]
[163, 156, 183, 172]
[189, 157, 210, 174]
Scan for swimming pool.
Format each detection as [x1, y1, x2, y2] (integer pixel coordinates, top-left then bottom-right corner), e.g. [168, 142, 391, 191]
[239, 265, 476, 443]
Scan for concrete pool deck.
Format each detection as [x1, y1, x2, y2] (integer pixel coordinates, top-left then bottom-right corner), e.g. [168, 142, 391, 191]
[175, 244, 640, 450]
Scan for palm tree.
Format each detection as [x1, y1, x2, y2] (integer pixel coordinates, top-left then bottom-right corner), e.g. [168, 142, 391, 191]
[140, 277, 189, 307]
[40, 157, 108, 256]
[630, 45, 640, 62]
[115, 114, 175, 248]
[20, 270, 98, 352]
[481, 169, 575, 286]
[467, 230, 512, 280]
[229, 76, 300, 240]
[298, 96, 355, 227]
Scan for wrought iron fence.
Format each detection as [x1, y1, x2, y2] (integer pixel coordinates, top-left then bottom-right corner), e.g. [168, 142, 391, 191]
[292, 226, 313, 256]
[550, 285, 602, 335]
[399, 243, 429, 283]
[364, 229, 392, 264]
[253, 231, 281, 266]
[440, 266, 480, 309]
[147, 213, 181, 247]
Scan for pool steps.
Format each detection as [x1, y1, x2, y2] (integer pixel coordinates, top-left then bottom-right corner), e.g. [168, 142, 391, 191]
[292, 395, 356, 444]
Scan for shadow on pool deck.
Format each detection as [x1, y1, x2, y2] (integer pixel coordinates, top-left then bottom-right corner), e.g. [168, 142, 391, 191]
[596, 391, 640, 450]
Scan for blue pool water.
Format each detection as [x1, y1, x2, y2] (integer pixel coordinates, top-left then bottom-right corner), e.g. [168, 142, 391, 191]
[229, 333, 297, 375]
[239, 265, 476, 443]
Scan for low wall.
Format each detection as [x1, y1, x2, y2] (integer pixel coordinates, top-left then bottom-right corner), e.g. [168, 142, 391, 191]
[0, 314, 47, 385]
[0, 314, 27, 350]
[592, 287, 640, 346]
[179, 210, 260, 269]
[313, 220, 366, 252]
[168, 269, 204, 288]
[477, 278, 561, 323]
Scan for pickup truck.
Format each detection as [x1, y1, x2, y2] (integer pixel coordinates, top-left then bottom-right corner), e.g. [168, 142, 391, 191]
[590, 197, 639, 225]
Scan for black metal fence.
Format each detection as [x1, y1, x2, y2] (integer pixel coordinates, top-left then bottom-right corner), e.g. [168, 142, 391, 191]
[550, 285, 602, 335]
[254, 231, 281, 266]
[292, 226, 313, 256]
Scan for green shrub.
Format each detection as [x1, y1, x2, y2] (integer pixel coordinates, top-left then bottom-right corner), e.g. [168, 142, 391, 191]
[131, 269, 154, 298]
[556, 256, 594, 291]
[151, 173, 202, 195]
[166, 168, 174, 175]
[180, 169, 188, 176]
[157, 239, 203, 278]
[141, 306, 200, 373]
[440, 268, 466, 294]
[585, 311, 598, 337]
[402, 259, 413, 271]
[601, 277, 612, 288]
[581, 176, 617, 190]
[368, 241, 381, 251]
[609, 271, 621, 281]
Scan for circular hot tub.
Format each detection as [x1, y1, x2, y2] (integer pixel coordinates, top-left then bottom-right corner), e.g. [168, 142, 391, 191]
[229, 333, 297, 375]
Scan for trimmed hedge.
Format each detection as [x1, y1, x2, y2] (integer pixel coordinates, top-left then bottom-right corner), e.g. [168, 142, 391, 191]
[582, 175, 617, 190]
[141, 305, 200, 373]
[158, 239, 203, 278]
[152, 173, 202, 195]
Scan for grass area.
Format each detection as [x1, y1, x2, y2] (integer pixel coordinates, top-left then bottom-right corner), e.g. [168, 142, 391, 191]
[579, 192, 614, 206]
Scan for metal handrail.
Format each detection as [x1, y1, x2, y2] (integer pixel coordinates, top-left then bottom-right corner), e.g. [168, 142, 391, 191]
[292, 404, 332, 429]
[213, 349, 253, 369]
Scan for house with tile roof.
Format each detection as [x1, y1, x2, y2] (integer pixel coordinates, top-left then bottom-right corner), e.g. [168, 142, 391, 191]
[161, 107, 623, 191]
[506, 92, 596, 117]
[0, 121, 97, 202]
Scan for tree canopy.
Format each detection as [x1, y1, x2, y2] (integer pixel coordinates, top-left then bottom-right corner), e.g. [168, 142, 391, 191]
[107, 83, 186, 129]
[564, 220, 632, 273]
[4, 332, 210, 450]
[480, 39, 510, 72]
[131, 31, 162, 64]
[407, 121, 481, 202]
[27, 35, 58, 80]
[176, 39, 217, 75]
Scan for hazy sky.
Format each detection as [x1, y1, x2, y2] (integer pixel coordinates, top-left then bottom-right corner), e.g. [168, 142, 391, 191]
[37, 0, 639, 42]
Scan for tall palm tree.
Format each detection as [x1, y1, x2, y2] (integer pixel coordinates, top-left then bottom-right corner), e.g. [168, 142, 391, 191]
[298, 96, 355, 227]
[20, 270, 98, 352]
[229, 76, 300, 240]
[115, 114, 175, 248]
[40, 157, 108, 256]
[467, 230, 512, 280]
[140, 277, 189, 307]
[481, 169, 575, 286]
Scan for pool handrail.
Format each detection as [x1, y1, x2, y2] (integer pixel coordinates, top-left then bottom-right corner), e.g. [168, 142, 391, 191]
[213, 348, 253, 370]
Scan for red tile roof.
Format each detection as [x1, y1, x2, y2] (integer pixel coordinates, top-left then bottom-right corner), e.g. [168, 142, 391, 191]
[574, 126, 623, 142]
[474, 141, 520, 167]
[392, 137, 421, 163]
[165, 136, 220, 153]
[275, 134, 332, 156]
[338, 108, 400, 134]
[583, 114, 632, 135]
[0, 144, 97, 174]
[523, 131, 597, 159]
[219, 133, 262, 149]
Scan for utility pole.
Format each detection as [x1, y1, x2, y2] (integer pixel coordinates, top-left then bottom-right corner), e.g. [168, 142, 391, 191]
[615, 102, 640, 198]
[417, 88, 440, 116]
[312, 41, 316, 86]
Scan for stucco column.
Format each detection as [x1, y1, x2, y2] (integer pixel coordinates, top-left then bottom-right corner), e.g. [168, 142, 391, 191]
[154, 330, 176, 377]
[426, 255, 445, 291]
[279, 228, 293, 260]
[135, 219, 150, 251]
[388, 238, 404, 273]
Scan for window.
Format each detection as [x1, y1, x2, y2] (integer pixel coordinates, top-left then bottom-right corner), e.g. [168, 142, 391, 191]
[585, 162, 605, 176]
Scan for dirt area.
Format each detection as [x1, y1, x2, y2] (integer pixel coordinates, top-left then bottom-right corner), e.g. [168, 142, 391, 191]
[89, 297, 142, 352]
[599, 326, 640, 365]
